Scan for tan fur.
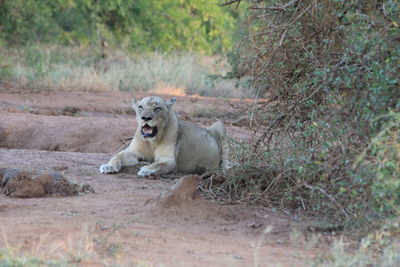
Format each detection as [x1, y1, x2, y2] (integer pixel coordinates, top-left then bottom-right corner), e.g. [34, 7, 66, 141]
[99, 96, 229, 177]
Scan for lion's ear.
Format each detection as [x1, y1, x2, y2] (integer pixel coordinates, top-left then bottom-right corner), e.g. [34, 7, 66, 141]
[131, 98, 138, 109]
[166, 97, 176, 108]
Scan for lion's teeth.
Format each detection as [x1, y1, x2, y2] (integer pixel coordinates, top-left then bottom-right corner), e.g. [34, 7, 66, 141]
[143, 127, 153, 134]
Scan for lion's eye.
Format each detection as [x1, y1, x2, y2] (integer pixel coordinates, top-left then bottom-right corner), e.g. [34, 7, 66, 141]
[138, 105, 143, 110]
[154, 107, 161, 112]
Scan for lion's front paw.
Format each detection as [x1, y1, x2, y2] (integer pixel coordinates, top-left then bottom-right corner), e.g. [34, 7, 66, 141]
[138, 166, 157, 177]
[99, 163, 119, 174]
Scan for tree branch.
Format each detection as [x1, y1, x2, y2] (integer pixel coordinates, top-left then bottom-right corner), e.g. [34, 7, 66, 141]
[220, 0, 241, 7]
[251, 0, 300, 12]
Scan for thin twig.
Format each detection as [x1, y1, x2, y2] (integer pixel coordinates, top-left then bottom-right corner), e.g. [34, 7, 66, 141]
[304, 184, 349, 218]
[251, 0, 300, 11]
[220, 0, 241, 7]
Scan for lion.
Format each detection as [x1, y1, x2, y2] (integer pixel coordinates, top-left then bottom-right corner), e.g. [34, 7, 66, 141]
[99, 96, 229, 177]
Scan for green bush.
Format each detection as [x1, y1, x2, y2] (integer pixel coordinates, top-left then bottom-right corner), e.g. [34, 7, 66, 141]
[355, 112, 400, 215]
[0, 56, 14, 81]
[0, 0, 242, 54]
[219, 0, 400, 228]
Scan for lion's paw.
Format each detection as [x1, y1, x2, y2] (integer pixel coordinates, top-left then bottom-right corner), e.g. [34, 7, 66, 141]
[138, 166, 157, 177]
[99, 163, 119, 174]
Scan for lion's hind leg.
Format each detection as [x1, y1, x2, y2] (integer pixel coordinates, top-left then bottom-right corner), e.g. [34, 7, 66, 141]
[206, 122, 230, 170]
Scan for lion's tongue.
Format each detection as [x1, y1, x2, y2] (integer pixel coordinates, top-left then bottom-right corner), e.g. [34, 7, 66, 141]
[143, 126, 153, 135]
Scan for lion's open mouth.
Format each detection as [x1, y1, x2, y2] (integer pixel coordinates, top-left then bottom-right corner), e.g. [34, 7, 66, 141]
[141, 124, 158, 138]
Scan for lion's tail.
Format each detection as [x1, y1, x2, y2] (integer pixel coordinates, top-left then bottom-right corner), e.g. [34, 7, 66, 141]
[206, 121, 230, 170]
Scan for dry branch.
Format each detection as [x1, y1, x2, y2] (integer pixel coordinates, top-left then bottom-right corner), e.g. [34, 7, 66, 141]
[250, 0, 300, 11]
[220, 0, 241, 7]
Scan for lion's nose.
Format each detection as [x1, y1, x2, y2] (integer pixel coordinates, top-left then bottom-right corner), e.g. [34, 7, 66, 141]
[141, 116, 153, 121]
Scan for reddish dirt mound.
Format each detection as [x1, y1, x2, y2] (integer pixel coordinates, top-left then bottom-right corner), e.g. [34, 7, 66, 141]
[1, 168, 94, 198]
[157, 174, 201, 207]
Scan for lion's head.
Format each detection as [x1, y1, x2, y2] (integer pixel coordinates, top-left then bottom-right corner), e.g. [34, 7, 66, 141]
[132, 96, 176, 140]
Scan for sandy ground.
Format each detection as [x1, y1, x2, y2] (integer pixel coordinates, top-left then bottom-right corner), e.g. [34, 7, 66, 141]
[0, 90, 316, 266]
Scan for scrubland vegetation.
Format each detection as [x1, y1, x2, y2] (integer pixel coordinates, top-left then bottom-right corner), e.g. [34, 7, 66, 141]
[222, 0, 399, 226]
[0, 46, 250, 98]
[0, 0, 399, 265]
[0, 249, 60, 267]
[219, 0, 399, 265]
[0, 0, 250, 96]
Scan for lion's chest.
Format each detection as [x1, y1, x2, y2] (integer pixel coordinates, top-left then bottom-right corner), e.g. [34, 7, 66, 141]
[136, 142, 156, 162]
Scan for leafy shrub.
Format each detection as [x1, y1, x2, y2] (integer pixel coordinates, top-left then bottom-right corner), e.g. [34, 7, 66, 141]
[355, 112, 400, 216]
[0, 0, 242, 54]
[0, 56, 14, 81]
[219, 0, 400, 227]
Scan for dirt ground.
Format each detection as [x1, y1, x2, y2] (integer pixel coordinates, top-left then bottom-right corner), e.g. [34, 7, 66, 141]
[0, 89, 317, 266]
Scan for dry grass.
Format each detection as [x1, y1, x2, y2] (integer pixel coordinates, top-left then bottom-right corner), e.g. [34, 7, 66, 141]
[0, 224, 131, 266]
[312, 220, 400, 267]
[0, 44, 253, 98]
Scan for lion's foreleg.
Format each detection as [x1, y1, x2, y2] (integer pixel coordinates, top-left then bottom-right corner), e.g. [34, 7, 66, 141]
[100, 149, 139, 174]
[137, 158, 176, 177]
[138, 145, 176, 177]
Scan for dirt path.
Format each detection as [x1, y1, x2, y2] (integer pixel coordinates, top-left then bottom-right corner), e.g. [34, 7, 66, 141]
[0, 90, 314, 266]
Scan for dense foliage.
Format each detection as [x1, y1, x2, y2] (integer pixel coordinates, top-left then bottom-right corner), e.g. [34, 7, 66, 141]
[0, 0, 241, 53]
[221, 0, 399, 228]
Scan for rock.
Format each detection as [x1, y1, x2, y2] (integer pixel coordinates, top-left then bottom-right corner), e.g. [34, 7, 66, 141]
[6, 174, 46, 198]
[60, 106, 80, 116]
[159, 175, 201, 207]
[1, 168, 25, 188]
[2, 169, 44, 197]
[0, 168, 7, 178]
[0, 168, 9, 187]
[37, 173, 82, 196]
[1, 168, 95, 198]
[81, 184, 96, 194]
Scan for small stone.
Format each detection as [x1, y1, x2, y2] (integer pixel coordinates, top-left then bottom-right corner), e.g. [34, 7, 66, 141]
[1, 168, 25, 188]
